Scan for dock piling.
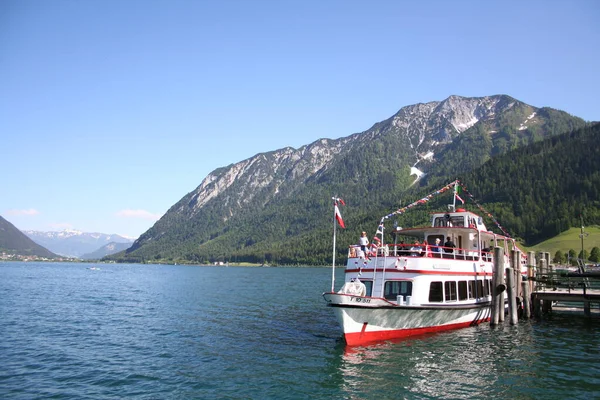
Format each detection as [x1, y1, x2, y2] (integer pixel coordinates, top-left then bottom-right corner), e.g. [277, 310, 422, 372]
[491, 247, 505, 325]
[506, 267, 518, 324]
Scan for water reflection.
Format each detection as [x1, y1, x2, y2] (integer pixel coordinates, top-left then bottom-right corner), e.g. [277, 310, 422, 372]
[332, 318, 600, 399]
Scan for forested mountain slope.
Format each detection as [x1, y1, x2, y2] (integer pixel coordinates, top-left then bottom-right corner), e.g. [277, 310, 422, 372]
[0, 216, 58, 258]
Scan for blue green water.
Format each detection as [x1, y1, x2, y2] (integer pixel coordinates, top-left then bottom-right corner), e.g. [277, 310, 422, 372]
[1, 262, 598, 399]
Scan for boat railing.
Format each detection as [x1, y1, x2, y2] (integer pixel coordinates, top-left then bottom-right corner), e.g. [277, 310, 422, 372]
[348, 244, 494, 262]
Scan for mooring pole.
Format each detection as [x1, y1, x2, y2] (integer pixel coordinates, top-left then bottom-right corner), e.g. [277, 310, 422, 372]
[491, 246, 505, 326]
[521, 280, 531, 319]
[506, 266, 518, 325]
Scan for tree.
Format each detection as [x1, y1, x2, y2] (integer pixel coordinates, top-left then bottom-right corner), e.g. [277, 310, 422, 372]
[578, 249, 589, 262]
[553, 250, 565, 264]
[589, 247, 600, 263]
[568, 249, 577, 266]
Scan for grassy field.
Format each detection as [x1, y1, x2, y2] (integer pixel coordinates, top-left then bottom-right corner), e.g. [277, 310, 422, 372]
[520, 225, 600, 257]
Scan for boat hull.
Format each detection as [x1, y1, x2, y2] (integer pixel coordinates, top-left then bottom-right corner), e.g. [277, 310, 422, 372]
[324, 293, 491, 346]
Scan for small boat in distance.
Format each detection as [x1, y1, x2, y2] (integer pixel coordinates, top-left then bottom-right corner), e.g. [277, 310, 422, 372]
[323, 181, 527, 346]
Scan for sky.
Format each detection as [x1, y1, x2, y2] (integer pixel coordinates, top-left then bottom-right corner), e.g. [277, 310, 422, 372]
[1, 0, 599, 238]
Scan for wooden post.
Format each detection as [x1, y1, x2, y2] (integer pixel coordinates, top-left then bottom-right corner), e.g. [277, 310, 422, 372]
[542, 297, 552, 313]
[533, 294, 541, 317]
[521, 280, 531, 318]
[506, 267, 518, 325]
[528, 251, 536, 294]
[584, 301, 591, 317]
[491, 247, 505, 326]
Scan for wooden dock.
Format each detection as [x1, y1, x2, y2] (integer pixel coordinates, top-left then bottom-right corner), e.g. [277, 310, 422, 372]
[490, 249, 600, 324]
[531, 270, 600, 316]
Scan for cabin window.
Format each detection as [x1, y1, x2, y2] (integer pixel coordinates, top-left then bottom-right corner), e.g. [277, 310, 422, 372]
[383, 280, 412, 300]
[450, 216, 465, 227]
[429, 281, 443, 302]
[458, 281, 468, 300]
[468, 280, 476, 299]
[477, 280, 484, 299]
[444, 281, 457, 302]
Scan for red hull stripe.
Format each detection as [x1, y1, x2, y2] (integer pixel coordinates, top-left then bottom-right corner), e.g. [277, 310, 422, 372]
[343, 318, 490, 346]
[345, 268, 492, 276]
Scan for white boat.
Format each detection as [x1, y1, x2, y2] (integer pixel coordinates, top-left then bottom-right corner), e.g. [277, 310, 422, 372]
[323, 182, 527, 346]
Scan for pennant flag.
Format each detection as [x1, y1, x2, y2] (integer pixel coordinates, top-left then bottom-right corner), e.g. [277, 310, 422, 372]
[455, 186, 465, 204]
[334, 203, 345, 228]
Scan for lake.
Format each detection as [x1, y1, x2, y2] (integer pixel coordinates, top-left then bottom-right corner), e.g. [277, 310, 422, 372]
[1, 262, 598, 399]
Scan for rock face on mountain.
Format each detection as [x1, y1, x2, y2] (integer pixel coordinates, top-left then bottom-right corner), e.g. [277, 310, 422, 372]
[115, 95, 587, 264]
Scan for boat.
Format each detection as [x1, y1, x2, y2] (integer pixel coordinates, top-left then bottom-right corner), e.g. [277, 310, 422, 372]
[323, 181, 527, 346]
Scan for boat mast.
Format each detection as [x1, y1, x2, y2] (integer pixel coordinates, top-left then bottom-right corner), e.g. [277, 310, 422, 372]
[450, 181, 458, 212]
[331, 197, 339, 292]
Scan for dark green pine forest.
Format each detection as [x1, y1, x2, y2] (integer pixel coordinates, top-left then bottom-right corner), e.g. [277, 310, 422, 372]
[108, 121, 599, 266]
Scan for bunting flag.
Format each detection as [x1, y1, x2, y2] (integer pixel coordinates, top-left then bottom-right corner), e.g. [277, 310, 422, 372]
[457, 182, 512, 238]
[376, 179, 513, 239]
[334, 199, 345, 228]
[455, 186, 465, 204]
[383, 180, 459, 220]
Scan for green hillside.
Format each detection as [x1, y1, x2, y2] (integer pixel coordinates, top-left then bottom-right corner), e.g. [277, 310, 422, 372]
[0, 216, 58, 258]
[521, 226, 600, 259]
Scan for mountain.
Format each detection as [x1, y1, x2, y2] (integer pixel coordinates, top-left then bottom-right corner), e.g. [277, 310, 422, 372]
[108, 95, 591, 265]
[0, 216, 58, 259]
[23, 230, 135, 258]
[80, 242, 132, 260]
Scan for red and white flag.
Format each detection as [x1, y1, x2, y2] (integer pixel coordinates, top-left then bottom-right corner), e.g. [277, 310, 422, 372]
[334, 199, 345, 228]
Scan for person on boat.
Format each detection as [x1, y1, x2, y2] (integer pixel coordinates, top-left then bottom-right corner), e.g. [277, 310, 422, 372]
[359, 232, 369, 257]
[410, 240, 423, 257]
[444, 236, 456, 252]
[431, 238, 442, 257]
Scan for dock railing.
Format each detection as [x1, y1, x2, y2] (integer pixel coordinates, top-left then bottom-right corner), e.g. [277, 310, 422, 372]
[533, 270, 600, 295]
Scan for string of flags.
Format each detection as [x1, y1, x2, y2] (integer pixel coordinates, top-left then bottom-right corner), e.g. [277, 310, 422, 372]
[381, 180, 458, 221]
[374, 179, 512, 238]
[457, 181, 512, 238]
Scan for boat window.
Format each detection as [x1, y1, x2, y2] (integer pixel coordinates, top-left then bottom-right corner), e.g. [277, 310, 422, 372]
[458, 281, 468, 300]
[468, 280, 476, 299]
[383, 280, 412, 300]
[429, 281, 443, 302]
[477, 280, 484, 299]
[450, 216, 465, 227]
[362, 280, 373, 297]
[444, 281, 457, 302]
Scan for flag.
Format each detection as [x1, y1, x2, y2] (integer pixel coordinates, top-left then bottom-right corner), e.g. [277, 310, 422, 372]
[334, 202, 345, 228]
[455, 186, 465, 204]
[376, 223, 384, 235]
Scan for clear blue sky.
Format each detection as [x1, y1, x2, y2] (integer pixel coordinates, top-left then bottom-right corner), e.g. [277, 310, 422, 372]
[1, 0, 598, 238]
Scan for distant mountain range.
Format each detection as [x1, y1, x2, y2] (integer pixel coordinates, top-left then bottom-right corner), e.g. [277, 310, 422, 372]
[22, 230, 134, 258]
[0, 216, 58, 259]
[106, 94, 596, 265]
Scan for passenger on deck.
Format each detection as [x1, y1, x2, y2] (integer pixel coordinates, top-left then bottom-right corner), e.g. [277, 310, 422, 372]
[431, 238, 442, 257]
[359, 232, 369, 257]
[444, 236, 456, 252]
[410, 240, 423, 257]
